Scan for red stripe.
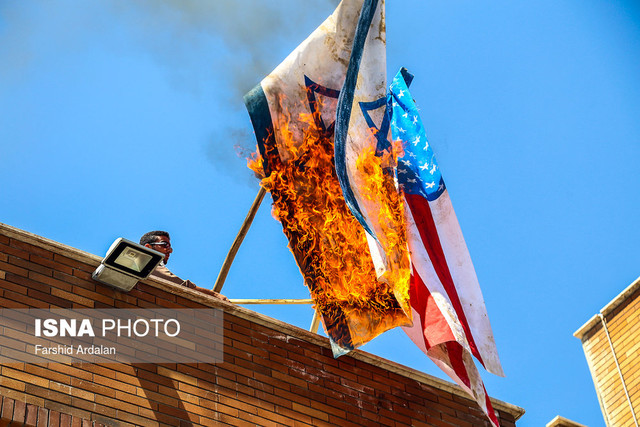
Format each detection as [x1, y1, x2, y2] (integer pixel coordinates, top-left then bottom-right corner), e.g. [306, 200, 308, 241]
[406, 193, 485, 367]
[483, 384, 500, 427]
[410, 268, 456, 349]
[445, 342, 471, 388]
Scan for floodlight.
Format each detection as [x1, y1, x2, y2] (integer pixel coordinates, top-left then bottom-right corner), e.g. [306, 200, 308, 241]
[92, 238, 164, 291]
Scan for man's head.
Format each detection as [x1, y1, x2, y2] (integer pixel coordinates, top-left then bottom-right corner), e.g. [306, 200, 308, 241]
[140, 230, 172, 264]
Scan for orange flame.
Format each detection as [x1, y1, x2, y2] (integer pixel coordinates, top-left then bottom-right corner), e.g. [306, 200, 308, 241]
[249, 100, 411, 351]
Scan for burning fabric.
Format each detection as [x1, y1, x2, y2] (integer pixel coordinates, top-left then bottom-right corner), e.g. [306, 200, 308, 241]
[244, 0, 411, 355]
[244, 0, 504, 425]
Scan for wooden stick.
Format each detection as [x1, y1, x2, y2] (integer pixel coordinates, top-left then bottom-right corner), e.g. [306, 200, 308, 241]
[213, 186, 267, 293]
[309, 310, 321, 333]
[230, 298, 314, 305]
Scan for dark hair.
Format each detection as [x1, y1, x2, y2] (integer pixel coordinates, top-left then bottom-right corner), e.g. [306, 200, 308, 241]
[140, 230, 170, 246]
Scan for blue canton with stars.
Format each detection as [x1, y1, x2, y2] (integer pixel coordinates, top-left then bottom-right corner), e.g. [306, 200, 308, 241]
[389, 69, 445, 201]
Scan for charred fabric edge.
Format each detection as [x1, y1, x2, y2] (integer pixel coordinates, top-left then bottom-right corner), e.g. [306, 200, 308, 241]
[243, 83, 356, 353]
[244, 84, 279, 177]
[334, 0, 379, 241]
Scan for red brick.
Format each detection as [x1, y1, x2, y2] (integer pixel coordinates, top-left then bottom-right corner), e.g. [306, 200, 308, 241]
[27, 271, 72, 292]
[0, 242, 30, 261]
[36, 406, 49, 427]
[174, 295, 207, 308]
[135, 283, 177, 303]
[70, 397, 116, 419]
[291, 402, 329, 422]
[275, 405, 314, 425]
[0, 276, 28, 295]
[1, 397, 13, 421]
[10, 240, 53, 260]
[50, 288, 94, 308]
[47, 364, 92, 383]
[273, 370, 312, 391]
[33, 288, 79, 309]
[52, 254, 95, 272]
[25, 403, 38, 426]
[30, 254, 73, 275]
[253, 389, 293, 410]
[12, 400, 26, 423]
[52, 271, 93, 289]
[0, 259, 29, 277]
[59, 413, 71, 427]
[2, 289, 48, 308]
[70, 269, 92, 281]
[49, 410, 61, 427]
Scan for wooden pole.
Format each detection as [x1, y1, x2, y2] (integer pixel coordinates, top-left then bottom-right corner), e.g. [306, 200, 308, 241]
[230, 298, 320, 333]
[213, 186, 267, 293]
[309, 310, 321, 333]
[229, 298, 314, 305]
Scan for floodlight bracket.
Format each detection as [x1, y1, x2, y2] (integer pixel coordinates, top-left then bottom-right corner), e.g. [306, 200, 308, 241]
[92, 238, 164, 292]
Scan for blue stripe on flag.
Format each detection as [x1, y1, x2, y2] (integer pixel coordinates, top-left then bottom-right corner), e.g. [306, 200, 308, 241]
[334, 0, 379, 240]
[244, 84, 279, 177]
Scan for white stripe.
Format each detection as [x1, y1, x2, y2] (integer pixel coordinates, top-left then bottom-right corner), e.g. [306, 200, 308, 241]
[403, 306, 429, 353]
[429, 191, 504, 376]
[427, 345, 499, 427]
[261, 0, 365, 160]
[403, 198, 470, 350]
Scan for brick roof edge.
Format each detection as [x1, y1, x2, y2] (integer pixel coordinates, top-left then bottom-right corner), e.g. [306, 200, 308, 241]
[0, 221, 525, 421]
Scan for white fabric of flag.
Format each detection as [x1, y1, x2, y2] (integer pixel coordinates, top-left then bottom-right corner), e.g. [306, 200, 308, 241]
[245, 0, 412, 356]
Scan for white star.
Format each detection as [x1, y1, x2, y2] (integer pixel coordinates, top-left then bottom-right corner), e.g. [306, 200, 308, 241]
[419, 163, 429, 171]
[430, 164, 437, 174]
[438, 183, 445, 191]
[424, 181, 435, 189]
[408, 151, 417, 159]
[407, 178, 417, 184]
[411, 135, 421, 146]
[412, 116, 418, 125]
[397, 127, 406, 134]
[398, 168, 408, 174]
[402, 111, 409, 118]
[398, 89, 405, 98]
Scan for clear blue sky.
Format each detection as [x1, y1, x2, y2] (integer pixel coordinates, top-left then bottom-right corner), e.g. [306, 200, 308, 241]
[2, 1, 639, 425]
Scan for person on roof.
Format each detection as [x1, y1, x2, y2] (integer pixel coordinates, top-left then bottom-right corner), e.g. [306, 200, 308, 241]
[140, 230, 227, 300]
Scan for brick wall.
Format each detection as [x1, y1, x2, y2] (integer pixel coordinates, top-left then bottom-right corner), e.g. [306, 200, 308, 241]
[0, 223, 524, 426]
[575, 277, 640, 427]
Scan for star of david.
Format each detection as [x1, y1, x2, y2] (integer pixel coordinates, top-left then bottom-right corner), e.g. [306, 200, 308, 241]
[305, 75, 392, 158]
[359, 96, 392, 157]
[304, 75, 340, 137]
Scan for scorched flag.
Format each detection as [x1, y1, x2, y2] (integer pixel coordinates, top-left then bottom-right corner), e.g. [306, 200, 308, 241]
[244, 0, 411, 356]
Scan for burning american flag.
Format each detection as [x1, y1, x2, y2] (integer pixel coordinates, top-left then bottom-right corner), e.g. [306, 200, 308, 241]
[389, 68, 504, 426]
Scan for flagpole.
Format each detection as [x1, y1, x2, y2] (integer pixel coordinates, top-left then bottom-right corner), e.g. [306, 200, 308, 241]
[309, 310, 320, 333]
[230, 298, 313, 305]
[213, 186, 267, 293]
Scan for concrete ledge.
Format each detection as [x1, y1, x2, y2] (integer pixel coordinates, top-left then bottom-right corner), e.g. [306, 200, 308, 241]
[546, 415, 587, 427]
[574, 276, 640, 340]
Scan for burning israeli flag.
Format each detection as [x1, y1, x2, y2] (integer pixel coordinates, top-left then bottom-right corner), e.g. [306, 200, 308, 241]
[244, 0, 412, 355]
